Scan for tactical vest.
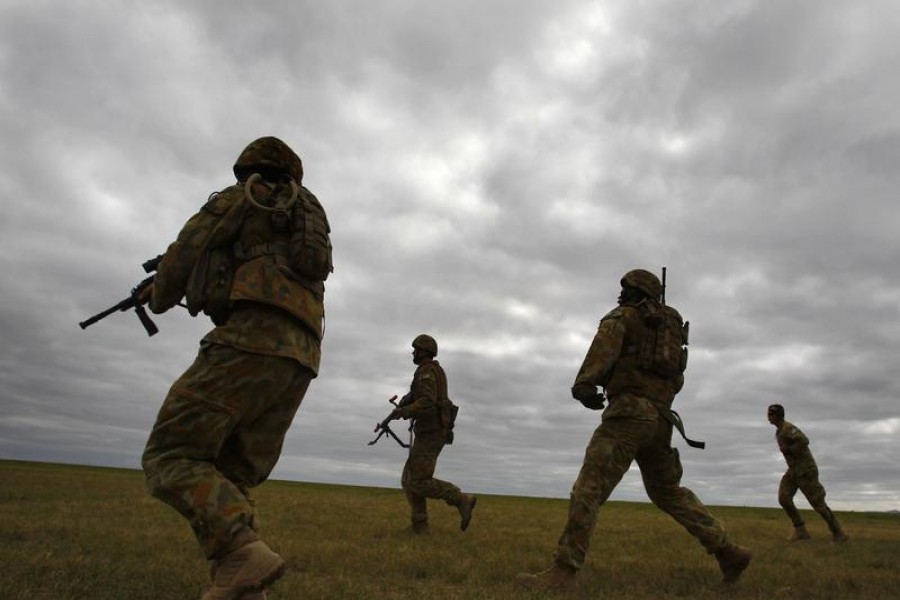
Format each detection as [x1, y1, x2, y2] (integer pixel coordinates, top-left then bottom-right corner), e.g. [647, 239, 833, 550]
[410, 361, 458, 442]
[185, 177, 332, 336]
[235, 175, 332, 288]
[601, 301, 688, 394]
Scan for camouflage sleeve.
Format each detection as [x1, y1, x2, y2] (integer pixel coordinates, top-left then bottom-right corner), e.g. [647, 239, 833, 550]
[573, 311, 627, 389]
[149, 190, 235, 314]
[783, 424, 810, 449]
[398, 365, 437, 419]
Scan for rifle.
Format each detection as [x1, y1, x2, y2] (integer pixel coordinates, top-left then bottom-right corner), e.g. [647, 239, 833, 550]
[368, 394, 412, 448]
[657, 267, 701, 449]
[660, 265, 689, 341]
[79, 255, 164, 336]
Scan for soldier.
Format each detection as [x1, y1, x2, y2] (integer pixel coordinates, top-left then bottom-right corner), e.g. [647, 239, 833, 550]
[517, 269, 751, 593]
[767, 404, 848, 543]
[139, 137, 333, 600]
[385, 334, 477, 534]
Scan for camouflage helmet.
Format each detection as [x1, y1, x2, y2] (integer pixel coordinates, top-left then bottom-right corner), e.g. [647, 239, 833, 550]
[620, 269, 662, 300]
[233, 136, 303, 183]
[411, 334, 438, 356]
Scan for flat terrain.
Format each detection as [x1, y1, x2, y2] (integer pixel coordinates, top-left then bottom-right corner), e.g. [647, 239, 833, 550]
[1, 460, 897, 599]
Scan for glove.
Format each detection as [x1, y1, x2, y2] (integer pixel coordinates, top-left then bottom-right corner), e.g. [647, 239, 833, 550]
[572, 385, 606, 411]
[571, 384, 596, 402]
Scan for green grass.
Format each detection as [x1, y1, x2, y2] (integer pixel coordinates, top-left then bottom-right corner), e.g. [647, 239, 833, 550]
[1, 459, 897, 599]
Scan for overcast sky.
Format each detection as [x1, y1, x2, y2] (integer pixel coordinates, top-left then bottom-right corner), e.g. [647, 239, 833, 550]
[2, 1, 898, 513]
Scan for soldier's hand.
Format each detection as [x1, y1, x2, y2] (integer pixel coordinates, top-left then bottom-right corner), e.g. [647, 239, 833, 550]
[137, 282, 154, 305]
[579, 393, 606, 410]
[572, 385, 605, 410]
[571, 384, 597, 402]
[375, 410, 400, 432]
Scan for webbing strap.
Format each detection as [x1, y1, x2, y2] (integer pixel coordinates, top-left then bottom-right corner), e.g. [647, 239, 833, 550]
[660, 406, 706, 449]
[234, 241, 289, 260]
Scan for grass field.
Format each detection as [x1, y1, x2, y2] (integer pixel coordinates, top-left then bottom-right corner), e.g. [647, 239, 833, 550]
[1, 459, 897, 599]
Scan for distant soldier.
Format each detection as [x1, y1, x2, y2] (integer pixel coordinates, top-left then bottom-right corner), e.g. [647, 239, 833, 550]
[517, 269, 751, 593]
[140, 137, 333, 600]
[385, 334, 477, 534]
[767, 404, 848, 542]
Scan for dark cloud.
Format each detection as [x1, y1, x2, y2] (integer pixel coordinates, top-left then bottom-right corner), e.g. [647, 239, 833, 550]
[1, 0, 898, 512]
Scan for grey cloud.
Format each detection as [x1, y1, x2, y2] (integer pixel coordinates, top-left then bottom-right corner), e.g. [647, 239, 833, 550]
[1, 0, 898, 513]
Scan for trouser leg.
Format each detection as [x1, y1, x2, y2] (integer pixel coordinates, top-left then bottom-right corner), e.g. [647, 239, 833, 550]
[639, 422, 728, 553]
[799, 473, 842, 533]
[142, 344, 312, 558]
[778, 471, 804, 528]
[814, 503, 843, 533]
[401, 433, 461, 527]
[401, 455, 428, 527]
[554, 418, 649, 570]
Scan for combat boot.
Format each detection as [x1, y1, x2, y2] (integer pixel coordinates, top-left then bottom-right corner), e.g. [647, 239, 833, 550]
[202, 541, 285, 600]
[208, 558, 269, 600]
[208, 582, 267, 598]
[787, 525, 811, 541]
[457, 494, 478, 531]
[516, 563, 578, 593]
[411, 521, 430, 535]
[822, 509, 848, 543]
[714, 543, 752, 584]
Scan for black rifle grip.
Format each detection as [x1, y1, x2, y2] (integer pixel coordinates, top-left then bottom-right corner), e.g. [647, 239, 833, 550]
[134, 305, 159, 336]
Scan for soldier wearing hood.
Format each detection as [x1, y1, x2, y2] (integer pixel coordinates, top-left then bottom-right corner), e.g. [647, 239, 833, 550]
[140, 137, 332, 600]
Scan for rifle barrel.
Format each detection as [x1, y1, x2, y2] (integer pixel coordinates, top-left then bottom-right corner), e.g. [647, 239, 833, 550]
[78, 299, 133, 329]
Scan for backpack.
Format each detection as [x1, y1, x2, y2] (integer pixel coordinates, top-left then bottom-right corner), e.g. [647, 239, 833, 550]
[638, 301, 689, 377]
[187, 177, 333, 324]
[289, 186, 333, 282]
[237, 176, 333, 286]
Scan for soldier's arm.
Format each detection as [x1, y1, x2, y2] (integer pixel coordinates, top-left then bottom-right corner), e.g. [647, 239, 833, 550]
[396, 391, 414, 408]
[573, 313, 626, 389]
[150, 191, 235, 313]
[783, 425, 810, 450]
[398, 367, 437, 419]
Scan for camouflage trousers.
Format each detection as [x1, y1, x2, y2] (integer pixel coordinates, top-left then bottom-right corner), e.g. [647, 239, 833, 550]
[142, 342, 312, 559]
[401, 431, 462, 527]
[555, 415, 728, 570]
[779, 466, 841, 532]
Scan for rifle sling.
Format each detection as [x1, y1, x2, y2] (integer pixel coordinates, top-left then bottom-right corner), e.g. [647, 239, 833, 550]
[659, 406, 706, 449]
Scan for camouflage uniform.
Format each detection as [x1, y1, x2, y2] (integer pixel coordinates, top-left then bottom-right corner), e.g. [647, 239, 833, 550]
[774, 419, 844, 536]
[141, 137, 331, 561]
[552, 271, 743, 573]
[397, 359, 464, 530]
